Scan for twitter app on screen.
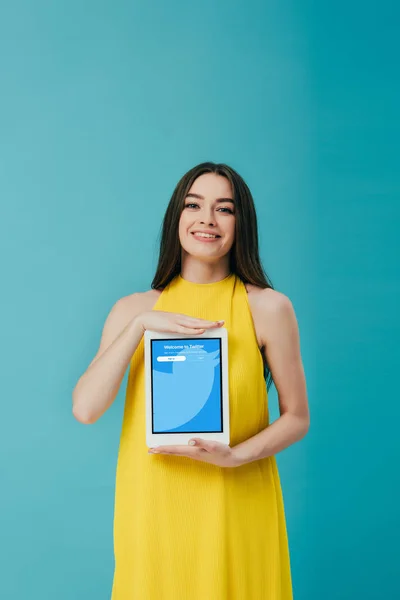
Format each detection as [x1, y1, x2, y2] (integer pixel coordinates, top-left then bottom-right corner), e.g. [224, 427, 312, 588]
[151, 338, 223, 433]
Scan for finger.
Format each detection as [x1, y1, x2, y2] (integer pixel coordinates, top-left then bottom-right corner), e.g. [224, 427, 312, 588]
[148, 445, 182, 453]
[176, 321, 224, 332]
[178, 315, 225, 327]
[189, 438, 225, 452]
[149, 445, 199, 455]
[174, 325, 206, 335]
[181, 324, 222, 333]
[202, 321, 225, 329]
[175, 323, 224, 334]
[189, 438, 215, 451]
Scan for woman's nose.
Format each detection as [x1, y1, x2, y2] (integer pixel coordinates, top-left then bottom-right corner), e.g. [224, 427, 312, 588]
[200, 212, 216, 226]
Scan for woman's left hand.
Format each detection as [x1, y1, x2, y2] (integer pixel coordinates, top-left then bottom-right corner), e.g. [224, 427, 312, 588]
[148, 438, 242, 468]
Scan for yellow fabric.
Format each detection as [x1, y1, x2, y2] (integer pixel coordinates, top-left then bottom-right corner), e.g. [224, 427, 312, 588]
[111, 273, 293, 599]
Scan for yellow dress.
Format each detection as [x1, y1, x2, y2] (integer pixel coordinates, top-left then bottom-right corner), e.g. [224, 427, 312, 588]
[111, 273, 293, 599]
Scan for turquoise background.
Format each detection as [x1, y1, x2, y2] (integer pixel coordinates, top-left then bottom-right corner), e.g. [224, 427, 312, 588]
[1, 1, 398, 598]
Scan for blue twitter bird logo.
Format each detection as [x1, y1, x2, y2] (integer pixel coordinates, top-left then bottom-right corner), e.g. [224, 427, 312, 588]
[153, 348, 220, 431]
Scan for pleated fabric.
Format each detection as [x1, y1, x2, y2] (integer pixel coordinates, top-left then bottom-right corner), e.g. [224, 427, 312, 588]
[111, 273, 293, 599]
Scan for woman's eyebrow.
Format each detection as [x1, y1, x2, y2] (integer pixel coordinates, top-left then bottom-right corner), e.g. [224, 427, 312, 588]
[185, 193, 234, 204]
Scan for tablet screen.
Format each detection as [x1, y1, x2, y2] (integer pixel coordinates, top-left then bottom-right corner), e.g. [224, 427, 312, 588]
[150, 337, 224, 434]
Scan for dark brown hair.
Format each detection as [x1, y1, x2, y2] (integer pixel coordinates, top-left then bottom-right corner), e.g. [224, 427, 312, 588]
[151, 161, 275, 389]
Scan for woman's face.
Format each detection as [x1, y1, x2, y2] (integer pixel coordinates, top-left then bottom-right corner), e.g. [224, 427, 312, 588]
[178, 173, 236, 262]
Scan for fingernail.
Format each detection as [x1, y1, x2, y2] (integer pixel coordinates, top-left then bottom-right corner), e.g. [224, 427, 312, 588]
[217, 320, 224, 324]
[188, 440, 196, 446]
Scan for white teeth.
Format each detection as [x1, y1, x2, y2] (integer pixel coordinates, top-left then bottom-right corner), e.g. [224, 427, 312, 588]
[193, 232, 218, 238]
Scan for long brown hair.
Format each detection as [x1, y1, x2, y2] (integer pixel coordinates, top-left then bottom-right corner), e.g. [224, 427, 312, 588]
[151, 161, 275, 389]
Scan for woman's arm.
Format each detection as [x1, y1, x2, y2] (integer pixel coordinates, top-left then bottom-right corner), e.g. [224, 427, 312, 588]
[72, 295, 146, 424]
[234, 290, 310, 465]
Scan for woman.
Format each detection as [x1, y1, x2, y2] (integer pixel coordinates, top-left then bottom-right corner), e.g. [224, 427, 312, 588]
[72, 161, 310, 599]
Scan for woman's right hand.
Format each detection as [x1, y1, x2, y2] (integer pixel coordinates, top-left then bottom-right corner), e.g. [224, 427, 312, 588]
[136, 310, 224, 335]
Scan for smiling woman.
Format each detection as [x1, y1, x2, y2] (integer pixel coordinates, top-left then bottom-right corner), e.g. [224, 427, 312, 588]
[72, 161, 309, 599]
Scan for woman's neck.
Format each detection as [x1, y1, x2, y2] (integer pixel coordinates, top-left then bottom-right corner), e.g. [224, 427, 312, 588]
[180, 255, 231, 284]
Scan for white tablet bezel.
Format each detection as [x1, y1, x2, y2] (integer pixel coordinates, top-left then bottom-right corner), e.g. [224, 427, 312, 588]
[144, 327, 230, 447]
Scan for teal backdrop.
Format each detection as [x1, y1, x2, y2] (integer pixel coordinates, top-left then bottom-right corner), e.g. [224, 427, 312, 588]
[1, 1, 398, 599]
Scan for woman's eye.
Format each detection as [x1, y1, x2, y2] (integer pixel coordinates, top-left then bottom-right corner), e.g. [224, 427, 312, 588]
[184, 203, 234, 214]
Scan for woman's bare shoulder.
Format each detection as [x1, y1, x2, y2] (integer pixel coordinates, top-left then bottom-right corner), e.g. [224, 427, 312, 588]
[244, 283, 290, 311]
[116, 288, 162, 321]
[244, 283, 293, 349]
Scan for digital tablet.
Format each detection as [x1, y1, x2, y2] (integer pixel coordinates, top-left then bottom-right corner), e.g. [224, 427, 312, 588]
[144, 327, 230, 447]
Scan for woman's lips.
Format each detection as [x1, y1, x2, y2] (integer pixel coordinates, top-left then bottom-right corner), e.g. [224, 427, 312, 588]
[191, 232, 221, 242]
